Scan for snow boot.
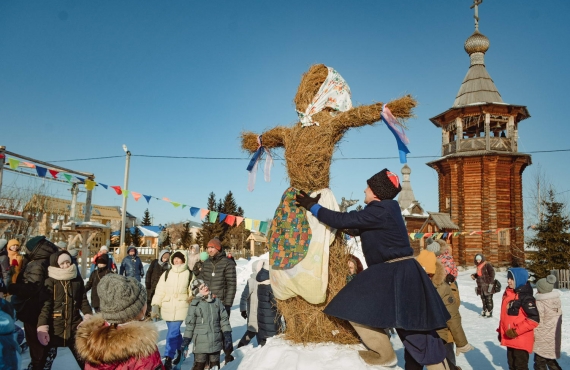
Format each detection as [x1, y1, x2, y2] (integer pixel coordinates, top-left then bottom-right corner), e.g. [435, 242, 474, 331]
[192, 363, 206, 370]
[209, 361, 220, 370]
[485, 311, 493, 318]
[350, 321, 397, 366]
[163, 356, 173, 370]
[480, 310, 488, 317]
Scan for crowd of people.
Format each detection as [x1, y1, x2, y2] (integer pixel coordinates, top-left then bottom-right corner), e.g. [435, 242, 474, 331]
[0, 168, 563, 370]
[0, 235, 281, 370]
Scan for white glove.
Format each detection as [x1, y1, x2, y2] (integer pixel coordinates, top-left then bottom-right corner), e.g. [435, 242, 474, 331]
[37, 325, 50, 346]
[456, 343, 474, 356]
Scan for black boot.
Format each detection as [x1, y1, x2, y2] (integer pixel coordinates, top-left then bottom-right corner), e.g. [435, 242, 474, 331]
[163, 356, 173, 370]
[172, 349, 182, 365]
[192, 362, 207, 370]
[209, 361, 221, 370]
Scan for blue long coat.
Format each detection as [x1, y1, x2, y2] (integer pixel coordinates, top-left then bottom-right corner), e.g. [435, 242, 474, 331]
[119, 247, 144, 282]
[312, 199, 450, 331]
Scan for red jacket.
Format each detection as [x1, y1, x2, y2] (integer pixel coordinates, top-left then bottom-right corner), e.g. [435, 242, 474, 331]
[498, 283, 539, 353]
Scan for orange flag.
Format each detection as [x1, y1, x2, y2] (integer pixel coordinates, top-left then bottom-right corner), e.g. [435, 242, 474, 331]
[131, 191, 142, 201]
[235, 216, 244, 226]
[200, 209, 209, 220]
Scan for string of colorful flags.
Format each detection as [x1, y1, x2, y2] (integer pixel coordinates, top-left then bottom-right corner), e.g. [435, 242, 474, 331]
[408, 227, 521, 241]
[4, 157, 270, 234]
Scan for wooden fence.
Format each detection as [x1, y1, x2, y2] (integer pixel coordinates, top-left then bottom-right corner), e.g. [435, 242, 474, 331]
[550, 269, 570, 289]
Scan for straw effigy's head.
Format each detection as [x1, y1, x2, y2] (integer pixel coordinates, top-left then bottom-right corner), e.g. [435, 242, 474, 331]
[294, 64, 329, 114]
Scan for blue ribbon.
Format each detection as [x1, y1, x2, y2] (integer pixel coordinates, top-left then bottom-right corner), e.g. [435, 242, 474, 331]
[246, 136, 264, 171]
[381, 115, 410, 163]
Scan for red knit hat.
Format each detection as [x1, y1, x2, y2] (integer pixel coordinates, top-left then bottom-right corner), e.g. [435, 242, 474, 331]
[207, 238, 222, 251]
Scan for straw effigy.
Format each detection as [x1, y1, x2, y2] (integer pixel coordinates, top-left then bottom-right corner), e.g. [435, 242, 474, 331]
[240, 64, 416, 344]
[275, 235, 361, 344]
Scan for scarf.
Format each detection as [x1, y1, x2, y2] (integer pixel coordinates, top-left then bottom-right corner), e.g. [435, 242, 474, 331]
[48, 264, 77, 280]
[296, 66, 353, 127]
[476, 261, 487, 277]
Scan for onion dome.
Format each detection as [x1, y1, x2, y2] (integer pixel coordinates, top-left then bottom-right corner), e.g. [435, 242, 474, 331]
[464, 31, 490, 55]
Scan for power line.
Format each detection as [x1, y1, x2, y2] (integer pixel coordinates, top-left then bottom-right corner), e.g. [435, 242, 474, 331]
[44, 148, 570, 163]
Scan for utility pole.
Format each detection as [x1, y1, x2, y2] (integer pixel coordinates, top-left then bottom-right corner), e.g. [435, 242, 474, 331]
[0, 146, 5, 201]
[119, 145, 131, 260]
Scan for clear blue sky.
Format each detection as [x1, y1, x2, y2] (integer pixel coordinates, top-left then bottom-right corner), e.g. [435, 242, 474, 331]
[1, 1, 568, 227]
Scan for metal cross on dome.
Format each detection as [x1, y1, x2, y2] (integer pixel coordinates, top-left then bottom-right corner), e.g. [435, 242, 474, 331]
[470, 0, 483, 31]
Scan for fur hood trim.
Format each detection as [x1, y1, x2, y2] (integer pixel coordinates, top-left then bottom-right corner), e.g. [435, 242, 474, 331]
[432, 259, 447, 286]
[535, 290, 560, 301]
[75, 315, 159, 366]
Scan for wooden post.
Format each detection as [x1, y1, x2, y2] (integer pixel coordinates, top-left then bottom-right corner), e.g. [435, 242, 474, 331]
[0, 146, 5, 201]
[485, 113, 491, 150]
[455, 117, 463, 152]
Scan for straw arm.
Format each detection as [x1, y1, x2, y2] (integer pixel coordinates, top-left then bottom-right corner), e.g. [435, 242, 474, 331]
[241, 127, 288, 153]
[332, 102, 383, 131]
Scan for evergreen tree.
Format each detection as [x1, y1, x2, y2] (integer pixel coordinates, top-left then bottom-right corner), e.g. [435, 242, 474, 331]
[161, 230, 172, 248]
[180, 222, 192, 249]
[142, 209, 152, 226]
[124, 227, 132, 246]
[198, 192, 224, 248]
[131, 227, 142, 247]
[528, 189, 570, 278]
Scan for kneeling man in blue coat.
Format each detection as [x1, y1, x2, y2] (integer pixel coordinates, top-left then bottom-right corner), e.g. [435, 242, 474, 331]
[296, 168, 451, 369]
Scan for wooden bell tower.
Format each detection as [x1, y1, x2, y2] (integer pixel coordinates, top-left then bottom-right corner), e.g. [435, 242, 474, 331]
[427, 0, 531, 267]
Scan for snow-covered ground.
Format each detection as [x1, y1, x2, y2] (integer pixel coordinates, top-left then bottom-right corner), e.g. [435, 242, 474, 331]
[20, 255, 570, 369]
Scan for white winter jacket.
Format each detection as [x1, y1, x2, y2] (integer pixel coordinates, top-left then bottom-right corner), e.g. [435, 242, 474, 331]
[533, 290, 562, 359]
[151, 250, 192, 322]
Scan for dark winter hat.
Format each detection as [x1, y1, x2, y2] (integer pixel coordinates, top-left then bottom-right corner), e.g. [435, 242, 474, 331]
[536, 275, 557, 294]
[207, 238, 222, 251]
[171, 251, 186, 263]
[26, 236, 46, 252]
[191, 278, 206, 296]
[96, 253, 109, 266]
[98, 274, 147, 324]
[366, 169, 402, 200]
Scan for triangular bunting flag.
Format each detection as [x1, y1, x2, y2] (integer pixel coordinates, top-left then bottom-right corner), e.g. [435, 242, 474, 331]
[35, 166, 47, 177]
[63, 174, 73, 184]
[99, 183, 108, 189]
[111, 186, 122, 195]
[235, 216, 243, 226]
[244, 218, 252, 230]
[123, 189, 130, 198]
[48, 169, 59, 179]
[22, 162, 35, 168]
[171, 202, 181, 208]
[163, 197, 171, 202]
[253, 220, 260, 231]
[75, 177, 85, 183]
[209, 211, 218, 223]
[143, 195, 152, 204]
[225, 215, 235, 226]
[259, 221, 268, 234]
[8, 158, 20, 170]
[219, 213, 227, 222]
[131, 192, 142, 201]
[408, 233, 415, 240]
[181, 205, 187, 209]
[84, 179, 96, 190]
[190, 207, 200, 217]
[200, 209, 209, 220]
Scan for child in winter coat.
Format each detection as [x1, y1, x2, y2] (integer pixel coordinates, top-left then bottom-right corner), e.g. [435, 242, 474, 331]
[498, 267, 540, 370]
[119, 246, 144, 282]
[533, 275, 562, 370]
[180, 279, 233, 370]
[85, 254, 114, 313]
[346, 255, 363, 284]
[151, 250, 192, 369]
[7, 239, 23, 285]
[471, 253, 496, 317]
[76, 274, 164, 369]
[416, 250, 473, 369]
[37, 250, 93, 368]
[145, 249, 171, 314]
[238, 259, 264, 347]
[256, 260, 282, 346]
